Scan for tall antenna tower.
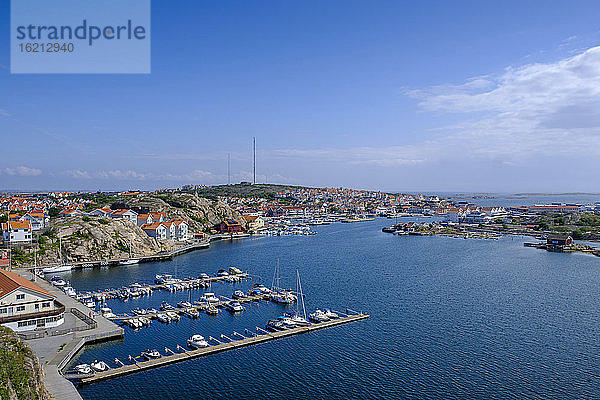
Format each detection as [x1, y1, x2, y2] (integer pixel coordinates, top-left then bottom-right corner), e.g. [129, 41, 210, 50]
[227, 153, 231, 185]
[253, 137, 256, 184]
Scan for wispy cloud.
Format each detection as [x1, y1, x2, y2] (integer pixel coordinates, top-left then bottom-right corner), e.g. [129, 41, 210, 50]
[2, 166, 42, 176]
[0, 109, 10, 117]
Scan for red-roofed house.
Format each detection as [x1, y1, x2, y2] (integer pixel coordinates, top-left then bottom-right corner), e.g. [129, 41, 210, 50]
[109, 209, 138, 224]
[89, 207, 112, 218]
[19, 212, 47, 231]
[1, 221, 33, 244]
[0, 269, 65, 332]
[141, 222, 168, 240]
[136, 213, 153, 227]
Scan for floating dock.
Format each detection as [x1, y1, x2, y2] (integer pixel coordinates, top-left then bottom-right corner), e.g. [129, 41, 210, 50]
[80, 313, 369, 384]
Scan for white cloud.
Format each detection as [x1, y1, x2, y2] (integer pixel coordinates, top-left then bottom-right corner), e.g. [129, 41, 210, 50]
[0, 109, 10, 117]
[2, 166, 42, 176]
[64, 169, 91, 179]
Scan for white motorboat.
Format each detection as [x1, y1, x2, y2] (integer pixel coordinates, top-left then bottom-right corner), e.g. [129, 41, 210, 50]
[323, 309, 339, 319]
[228, 266, 243, 275]
[177, 301, 192, 308]
[187, 334, 209, 349]
[50, 276, 67, 287]
[309, 309, 330, 322]
[200, 292, 219, 303]
[128, 318, 143, 329]
[165, 311, 180, 321]
[100, 307, 117, 320]
[82, 297, 95, 309]
[138, 317, 151, 326]
[141, 349, 161, 360]
[157, 313, 170, 323]
[63, 286, 77, 297]
[73, 364, 93, 374]
[232, 290, 247, 299]
[90, 360, 110, 372]
[226, 301, 244, 313]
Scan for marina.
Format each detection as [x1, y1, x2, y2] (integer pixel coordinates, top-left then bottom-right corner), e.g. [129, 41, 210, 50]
[79, 313, 369, 384]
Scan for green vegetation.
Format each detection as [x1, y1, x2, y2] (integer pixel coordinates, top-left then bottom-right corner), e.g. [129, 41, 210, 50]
[187, 183, 307, 199]
[81, 216, 91, 222]
[98, 219, 110, 225]
[48, 207, 60, 218]
[0, 326, 47, 400]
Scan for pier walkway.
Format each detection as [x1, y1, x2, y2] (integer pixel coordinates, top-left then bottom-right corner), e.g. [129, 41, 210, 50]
[16, 270, 124, 400]
[81, 313, 369, 384]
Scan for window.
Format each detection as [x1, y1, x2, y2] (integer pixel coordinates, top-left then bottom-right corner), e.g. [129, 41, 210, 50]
[18, 321, 28, 327]
[16, 294, 25, 300]
[42, 302, 51, 308]
[0, 308, 6, 314]
[35, 304, 39, 310]
[16, 306, 25, 312]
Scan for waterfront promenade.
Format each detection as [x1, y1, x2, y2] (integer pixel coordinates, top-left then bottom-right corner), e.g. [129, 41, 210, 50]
[15, 270, 124, 400]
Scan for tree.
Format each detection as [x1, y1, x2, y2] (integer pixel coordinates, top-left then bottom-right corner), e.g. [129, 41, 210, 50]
[49, 207, 61, 218]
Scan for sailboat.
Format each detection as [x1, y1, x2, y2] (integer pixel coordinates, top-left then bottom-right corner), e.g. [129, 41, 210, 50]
[288, 268, 310, 326]
[119, 236, 140, 265]
[43, 235, 73, 273]
[270, 259, 297, 304]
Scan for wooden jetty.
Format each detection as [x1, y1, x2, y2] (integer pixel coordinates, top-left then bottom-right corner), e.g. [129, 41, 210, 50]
[80, 313, 369, 384]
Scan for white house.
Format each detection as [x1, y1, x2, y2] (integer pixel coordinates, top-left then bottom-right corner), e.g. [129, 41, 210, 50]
[0, 269, 64, 332]
[1, 221, 33, 244]
[19, 212, 47, 231]
[172, 219, 189, 241]
[141, 222, 168, 240]
[109, 209, 138, 224]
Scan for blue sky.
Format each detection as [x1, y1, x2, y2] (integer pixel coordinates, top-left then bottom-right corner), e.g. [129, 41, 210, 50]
[1, 0, 600, 192]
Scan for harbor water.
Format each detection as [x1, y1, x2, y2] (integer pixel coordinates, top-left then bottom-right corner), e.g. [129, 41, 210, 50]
[69, 219, 600, 399]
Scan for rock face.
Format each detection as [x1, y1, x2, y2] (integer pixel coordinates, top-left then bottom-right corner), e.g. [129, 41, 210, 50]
[120, 193, 246, 233]
[0, 327, 51, 400]
[42, 217, 178, 264]
[32, 194, 244, 264]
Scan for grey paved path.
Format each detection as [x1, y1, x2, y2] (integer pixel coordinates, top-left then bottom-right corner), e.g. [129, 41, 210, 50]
[15, 269, 124, 400]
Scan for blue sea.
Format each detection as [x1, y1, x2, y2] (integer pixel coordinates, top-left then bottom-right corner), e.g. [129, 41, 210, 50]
[67, 220, 600, 399]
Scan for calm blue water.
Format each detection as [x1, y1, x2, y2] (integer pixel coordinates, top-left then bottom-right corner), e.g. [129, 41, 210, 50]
[68, 220, 600, 399]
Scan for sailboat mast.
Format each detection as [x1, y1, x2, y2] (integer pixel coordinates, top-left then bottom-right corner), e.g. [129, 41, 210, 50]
[297, 268, 307, 320]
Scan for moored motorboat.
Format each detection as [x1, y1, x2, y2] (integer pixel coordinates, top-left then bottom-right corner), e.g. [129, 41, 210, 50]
[157, 313, 170, 323]
[185, 308, 200, 318]
[309, 309, 329, 322]
[323, 309, 339, 319]
[177, 301, 192, 308]
[226, 301, 244, 313]
[90, 360, 110, 372]
[187, 334, 209, 349]
[232, 290, 247, 299]
[73, 364, 93, 374]
[166, 311, 180, 321]
[141, 349, 161, 360]
[206, 306, 219, 315]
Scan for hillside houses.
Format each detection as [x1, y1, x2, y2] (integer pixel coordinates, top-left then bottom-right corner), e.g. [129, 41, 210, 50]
[141, 219, 188, 241]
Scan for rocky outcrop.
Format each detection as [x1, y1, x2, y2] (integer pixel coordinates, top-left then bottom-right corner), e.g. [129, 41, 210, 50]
[0, 327, 51, 400]
[120, 193, 246, 233]
[40, 217, 178, 264]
